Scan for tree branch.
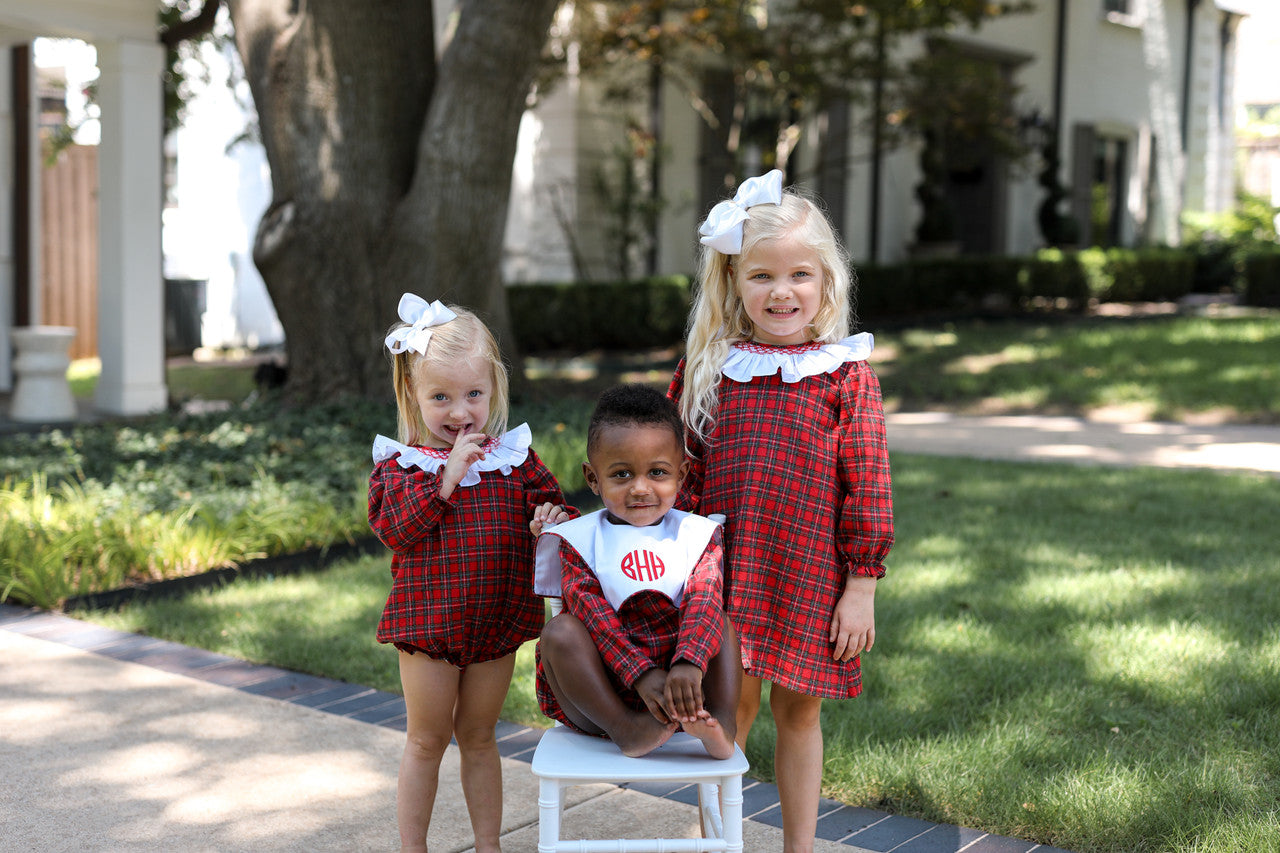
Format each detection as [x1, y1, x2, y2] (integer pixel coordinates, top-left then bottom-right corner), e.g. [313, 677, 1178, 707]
[160, 0, 224, 48]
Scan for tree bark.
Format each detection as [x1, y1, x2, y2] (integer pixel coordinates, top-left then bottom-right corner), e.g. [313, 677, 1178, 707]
[226, 0, 557, 402]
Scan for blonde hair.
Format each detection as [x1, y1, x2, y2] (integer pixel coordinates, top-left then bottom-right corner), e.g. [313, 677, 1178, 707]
[681, 190, 853, 442]
[387, 306, 510, 445]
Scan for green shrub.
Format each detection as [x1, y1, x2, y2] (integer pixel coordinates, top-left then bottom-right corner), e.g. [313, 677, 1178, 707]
[1241, 250, 1280, 307]
[1075, 247, 1196, 303]
[853, 264, 909, 319]
[1024, 249, 1090, 308]
[0, 393, 592, 610]
[509, 275, 691, 351]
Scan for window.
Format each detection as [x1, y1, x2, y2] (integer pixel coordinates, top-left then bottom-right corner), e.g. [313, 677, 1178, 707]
[1102, 0, 1142, 27]
[1091, 136, 1129, 247]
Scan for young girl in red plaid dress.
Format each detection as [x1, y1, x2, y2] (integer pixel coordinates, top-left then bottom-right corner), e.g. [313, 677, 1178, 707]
[668, 171, 894, 853]
[369, 293, 573, 853]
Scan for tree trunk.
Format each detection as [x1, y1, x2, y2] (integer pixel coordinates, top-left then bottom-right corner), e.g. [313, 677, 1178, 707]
[226, 0, 558, 402]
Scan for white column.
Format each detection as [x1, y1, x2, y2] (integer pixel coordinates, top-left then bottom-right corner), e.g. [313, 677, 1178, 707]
[94, 37, 167, 415]
[0, 47, 18, 393]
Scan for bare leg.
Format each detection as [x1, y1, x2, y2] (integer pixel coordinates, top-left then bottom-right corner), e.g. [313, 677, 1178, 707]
[770, 682, 824, 853]
[454, 653, 517, 853]
[397, 652, 461, 852]
[540, 613, 675, 757]
[735, 672, 764, 752]
[681, 614, 740, 759]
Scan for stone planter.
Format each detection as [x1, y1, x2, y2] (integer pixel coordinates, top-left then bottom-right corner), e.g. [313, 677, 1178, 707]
[9, 326, 78, 423]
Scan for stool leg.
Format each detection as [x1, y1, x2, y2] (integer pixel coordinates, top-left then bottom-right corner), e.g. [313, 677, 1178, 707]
[538, 778, 562, 853]
[721, 774, 744, 853]
[697, 782, 723, 839]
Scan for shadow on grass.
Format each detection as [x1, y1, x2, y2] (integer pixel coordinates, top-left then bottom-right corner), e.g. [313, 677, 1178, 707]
[874, 314, 1280, 423]
[812, 454, 1280, 851]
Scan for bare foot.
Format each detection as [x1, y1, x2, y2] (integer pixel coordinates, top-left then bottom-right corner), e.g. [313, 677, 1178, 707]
[681, 711, 735, 760]
[611, 712, 678, 757]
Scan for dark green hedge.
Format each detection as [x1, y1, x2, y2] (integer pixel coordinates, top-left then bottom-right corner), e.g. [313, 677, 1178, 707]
[855, 251, 1090, 320]
[509, 247, 1273, 353]
[1077, 247, 1197, 302]
[508, 275, 692, 351]
[1242, 250, 1280, 308]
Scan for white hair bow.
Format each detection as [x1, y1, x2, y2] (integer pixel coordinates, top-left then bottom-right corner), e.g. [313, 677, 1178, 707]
[384, 293, 457, 355]
[697, 169, 784, 255]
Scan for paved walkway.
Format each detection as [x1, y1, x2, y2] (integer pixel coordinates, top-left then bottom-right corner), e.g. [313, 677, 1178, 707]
[6, 413, 1278, 852]
[0, 605, 1065, 853]
[886, 412, 1280, 476]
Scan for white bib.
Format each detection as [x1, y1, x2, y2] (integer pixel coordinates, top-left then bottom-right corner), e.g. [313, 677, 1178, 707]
[534, 509, 721, 611]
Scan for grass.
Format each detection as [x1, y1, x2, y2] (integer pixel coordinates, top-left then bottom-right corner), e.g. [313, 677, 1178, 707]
[68, 355, 261, 406]
[81, 455, 1280, 853]
[869, 312, 1280, 424]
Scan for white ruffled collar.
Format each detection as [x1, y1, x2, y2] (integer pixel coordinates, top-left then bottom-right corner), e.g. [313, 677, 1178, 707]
[722, 333, 874, 383]
[371, 423, 532, 488]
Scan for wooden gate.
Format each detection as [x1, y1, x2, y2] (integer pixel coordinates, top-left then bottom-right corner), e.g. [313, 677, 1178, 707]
[40, 144, 98, 361]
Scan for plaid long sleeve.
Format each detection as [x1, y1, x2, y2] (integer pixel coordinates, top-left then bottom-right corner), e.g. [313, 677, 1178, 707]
[836, 361, 894, 578]
[667, 362, 704, 515]
[521, 448, 579, 521]
[368, 460, 452, 554]
[672, 537, 724, 671]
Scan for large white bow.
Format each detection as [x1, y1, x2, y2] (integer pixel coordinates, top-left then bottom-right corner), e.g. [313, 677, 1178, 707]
[384, 293, 457, 355]
[697, 169, 784, 255]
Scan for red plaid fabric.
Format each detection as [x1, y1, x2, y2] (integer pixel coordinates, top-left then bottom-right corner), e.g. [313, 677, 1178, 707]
[668, 349, 894, 699]
[370, 446, 573, 667]
[536, 534, 725, 728]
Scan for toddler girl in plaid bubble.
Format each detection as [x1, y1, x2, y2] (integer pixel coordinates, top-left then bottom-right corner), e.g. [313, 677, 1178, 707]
[669, 172, 894, 853]
[369, 293, 575, 853]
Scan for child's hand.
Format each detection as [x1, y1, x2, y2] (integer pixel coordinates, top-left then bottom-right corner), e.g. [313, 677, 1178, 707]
[530, 502, 571, 536]
[662, 662, 705, 722]
[634, 669, 673, 725]
[830, 575, 877, 662]
[439, 430, 487, 499]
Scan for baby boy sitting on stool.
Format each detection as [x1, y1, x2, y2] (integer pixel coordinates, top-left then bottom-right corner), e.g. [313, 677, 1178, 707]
[532, 384, 740, 759]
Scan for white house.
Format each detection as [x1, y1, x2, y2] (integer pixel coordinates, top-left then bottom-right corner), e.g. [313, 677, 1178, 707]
[522, 0, 1248, 275]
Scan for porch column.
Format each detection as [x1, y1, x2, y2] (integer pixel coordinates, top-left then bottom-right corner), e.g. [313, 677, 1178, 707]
[0, 45, 24, 393]
[94, 37, 166, 415]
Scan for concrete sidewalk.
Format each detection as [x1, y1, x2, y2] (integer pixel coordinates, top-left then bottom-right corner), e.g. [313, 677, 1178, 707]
[0, 605, 1065, 853]
[886, 412, 1280, 476]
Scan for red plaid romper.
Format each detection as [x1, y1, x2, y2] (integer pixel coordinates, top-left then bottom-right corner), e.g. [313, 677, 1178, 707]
[535, 530, 725, 731]
[668, 339, 894, 699]
[369, 428, 572, 667]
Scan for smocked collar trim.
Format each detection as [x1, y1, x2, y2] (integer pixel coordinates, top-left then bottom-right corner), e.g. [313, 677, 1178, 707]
[722, 334, 874, 383]
[371, 423, 532, 488]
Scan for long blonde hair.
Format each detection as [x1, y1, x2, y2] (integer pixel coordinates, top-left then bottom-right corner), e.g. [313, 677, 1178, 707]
[681, 190, 853, 442]
[387, 306, 510, 445]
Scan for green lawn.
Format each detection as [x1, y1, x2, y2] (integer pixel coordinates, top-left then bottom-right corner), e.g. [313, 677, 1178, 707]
[82, 454, 1280, 853]
[68, 356, 261, 405]
[870, 313, 1280, 424]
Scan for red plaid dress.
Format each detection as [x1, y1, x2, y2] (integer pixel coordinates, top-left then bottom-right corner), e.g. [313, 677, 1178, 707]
[536, 533, 725, 730]
[369, 430, 572, 667]
[668, 340, 894, 698]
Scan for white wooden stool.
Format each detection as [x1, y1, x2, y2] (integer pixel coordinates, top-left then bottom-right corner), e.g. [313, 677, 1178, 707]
[531, 724, 749, 853]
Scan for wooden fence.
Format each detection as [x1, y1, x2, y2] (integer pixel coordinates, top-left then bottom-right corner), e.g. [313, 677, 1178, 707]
[40, 144, 98, 361]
